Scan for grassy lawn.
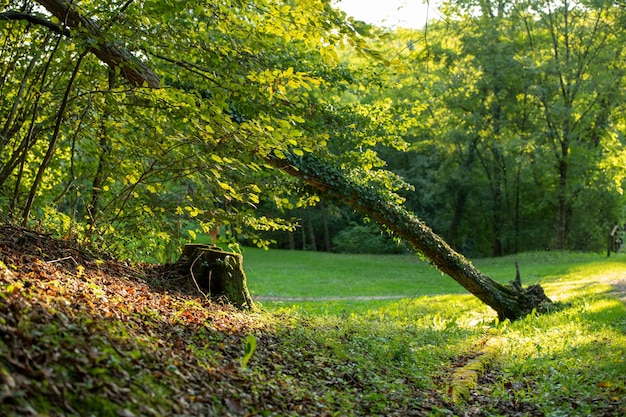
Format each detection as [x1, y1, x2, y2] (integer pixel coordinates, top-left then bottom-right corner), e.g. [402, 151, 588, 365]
[240, 248, 626, 415]
[3, 226, 625, 416]
[242, 248, 456, 298]
[243, 247, 624, 300]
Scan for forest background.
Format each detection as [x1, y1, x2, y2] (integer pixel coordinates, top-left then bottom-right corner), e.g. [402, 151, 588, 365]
[2, 2, 626, 415]
[1, 0, 625, 262]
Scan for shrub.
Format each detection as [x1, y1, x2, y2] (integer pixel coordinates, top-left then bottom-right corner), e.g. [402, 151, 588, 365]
[332, 222, 407, 254]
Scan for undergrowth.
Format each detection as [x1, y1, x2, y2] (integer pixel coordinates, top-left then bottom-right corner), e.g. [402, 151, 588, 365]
[1, 225, 625, 416]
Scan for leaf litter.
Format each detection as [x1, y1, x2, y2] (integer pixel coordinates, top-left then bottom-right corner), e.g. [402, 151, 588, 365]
[4, 225, 622, 416]
[0, 225, 450, 416]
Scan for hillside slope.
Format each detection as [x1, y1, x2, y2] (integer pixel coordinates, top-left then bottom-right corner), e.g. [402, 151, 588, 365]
[0, 225, 444, 416]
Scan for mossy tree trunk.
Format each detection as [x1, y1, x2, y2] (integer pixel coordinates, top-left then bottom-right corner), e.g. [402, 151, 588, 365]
[270, 152, 555, 321]
[176, 244, 255, 310]
[28, 0, 551, 320]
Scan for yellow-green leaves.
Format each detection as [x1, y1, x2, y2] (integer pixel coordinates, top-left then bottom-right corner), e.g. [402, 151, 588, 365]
[0, 0, 426, 262]
[246, 68, 323, 101]
[240, 334, 257, 368]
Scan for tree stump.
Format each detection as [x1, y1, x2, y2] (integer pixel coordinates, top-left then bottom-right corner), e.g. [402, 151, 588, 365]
[176, 244, 255, 310]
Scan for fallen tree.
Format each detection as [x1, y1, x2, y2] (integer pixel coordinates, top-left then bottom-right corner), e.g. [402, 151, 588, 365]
[268, 152, 556, 321]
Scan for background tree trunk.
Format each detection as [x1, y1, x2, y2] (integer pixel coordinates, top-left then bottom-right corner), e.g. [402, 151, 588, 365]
[304, 212, 317, 251]
[87, 69, 115, 232]
[320, 200, 332, 252]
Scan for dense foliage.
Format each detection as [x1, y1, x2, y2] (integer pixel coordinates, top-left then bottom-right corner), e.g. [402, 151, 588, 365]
[382, 0, 626, 256]
[1, 0, 625, 259]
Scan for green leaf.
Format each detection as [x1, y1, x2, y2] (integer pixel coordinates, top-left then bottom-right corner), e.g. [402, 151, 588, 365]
[241, 334, 257, 368]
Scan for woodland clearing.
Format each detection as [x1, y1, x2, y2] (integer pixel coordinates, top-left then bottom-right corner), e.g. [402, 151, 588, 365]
[1, 224, 625, 416]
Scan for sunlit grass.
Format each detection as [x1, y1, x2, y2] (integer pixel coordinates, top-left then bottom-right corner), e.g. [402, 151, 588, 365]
[243, 247, 626, 301]
[487, 291, 626, 415]
[265, 280, 625, 414]
[244, 248, 626, 415]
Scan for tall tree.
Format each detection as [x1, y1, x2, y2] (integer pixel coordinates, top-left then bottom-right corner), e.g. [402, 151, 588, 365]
[380, 0, 626, 254]
[0, 0, 560, 320]
[521, 0, 626, 249]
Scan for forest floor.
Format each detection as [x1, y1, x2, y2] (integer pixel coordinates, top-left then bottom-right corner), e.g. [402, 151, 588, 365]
[0, 224, 450, 416]
[1, 224, 625, 416]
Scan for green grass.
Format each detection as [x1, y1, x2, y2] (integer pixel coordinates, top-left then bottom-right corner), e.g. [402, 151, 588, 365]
[486, 294, 626, 415]
[242, 248, 454, 298]
[239, 248, 626, 415]
[243, 247, 624, 299]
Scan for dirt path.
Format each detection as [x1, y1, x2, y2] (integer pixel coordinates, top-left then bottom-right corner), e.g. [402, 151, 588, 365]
[254, 295, 407, 302]
[611, 278, 626, 304]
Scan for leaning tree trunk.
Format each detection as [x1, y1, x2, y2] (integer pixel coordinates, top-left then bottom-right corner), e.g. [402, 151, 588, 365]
[175, 244, 255, 310]
[30, 0, 552, 320]
[270, 152, 554, 321]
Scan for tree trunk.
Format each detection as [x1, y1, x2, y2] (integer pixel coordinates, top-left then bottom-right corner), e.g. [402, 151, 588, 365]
[305, 212, 317, 251]
[491, 171, 504, 258]
[288, 230, 295, 250]
[555, 157, 569, 250]
[448, 140, 478, 248]
[271, 152, 555, 321]
[320, 200, 331, 252]
[175, 244, 255, 310]
[87, 69, 115, 232]
[448, 187, 468, 249]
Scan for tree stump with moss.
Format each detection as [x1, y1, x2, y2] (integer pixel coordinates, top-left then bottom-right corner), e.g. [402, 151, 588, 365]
[176, 244, 255, 310]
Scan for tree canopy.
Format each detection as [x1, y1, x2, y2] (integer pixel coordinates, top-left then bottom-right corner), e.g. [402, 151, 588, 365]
[356, 0, 626, 256]
[1, 0, 412, 256]
[2, 0, 626, 319]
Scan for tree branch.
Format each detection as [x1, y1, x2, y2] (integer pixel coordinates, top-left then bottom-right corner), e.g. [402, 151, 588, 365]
[34, 0, 160, 88]
[0, 11, 70, 36]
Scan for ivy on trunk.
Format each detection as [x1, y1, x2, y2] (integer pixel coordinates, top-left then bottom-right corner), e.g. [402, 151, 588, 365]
[269, 152, 556, 321]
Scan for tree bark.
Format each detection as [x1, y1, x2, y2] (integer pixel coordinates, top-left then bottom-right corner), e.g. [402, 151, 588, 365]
[87, 70, 116, 232]
[448, 140, 478, 248]
[320, 200, 332, 252]
[304, 211, 317, 251]
[33, 0, 160, 88]
[555, 156, 569, 250]
[270, 152, 555, 321]
[176, 244, 255, 310]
